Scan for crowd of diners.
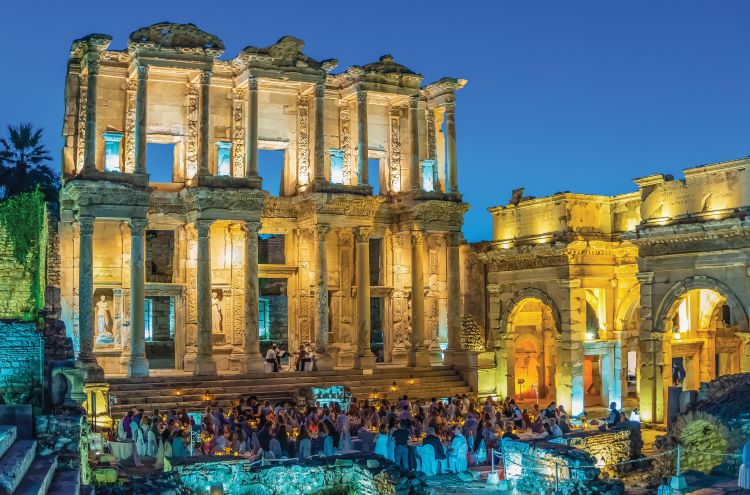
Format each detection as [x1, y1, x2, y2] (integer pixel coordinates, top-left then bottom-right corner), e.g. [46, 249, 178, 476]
[111, 394, 631, 472]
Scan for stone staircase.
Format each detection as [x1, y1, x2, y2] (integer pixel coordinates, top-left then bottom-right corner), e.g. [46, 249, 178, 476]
[0, 425, 79, 495]
[108, 366, 472, 416]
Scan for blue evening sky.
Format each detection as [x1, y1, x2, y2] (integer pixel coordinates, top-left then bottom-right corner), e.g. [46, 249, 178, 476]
[1, 1, 749, 241]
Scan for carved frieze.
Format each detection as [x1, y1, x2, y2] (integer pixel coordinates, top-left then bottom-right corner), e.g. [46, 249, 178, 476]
[123, 77, 137, 173]
[179, 187, 264, 213]
[339, 101, 352, 185]
[389, 108, 401, 193]
[231, 88, 247, 177]
[185, 84, 200, 179]
[297, 95, 310, 185]
[75, 84, 88, 172]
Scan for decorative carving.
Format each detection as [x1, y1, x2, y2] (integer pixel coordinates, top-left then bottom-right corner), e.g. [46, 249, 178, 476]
[232, 88, 247, 177]
[339, 101, 352, 185]
[87, 59, 101, 76]
[248, 77, 258, 91]
[123, 77, 137, 173]
[127, 218, 148, 234]
[238, 36, 338, 72]
[354, 226, 371, 243]
[426, 108, 436, 161]
[78, 216, 95, 236]
[195, 220, 213, 238]
[314, 224, 330, 242]
[75, 84, 88, 172]
[185, 84, 200, 179]
[297, 95, 310, 185]
[128, 22, 225, 57]
[199, 70, 212, 85]
[389, 108, 401, 192]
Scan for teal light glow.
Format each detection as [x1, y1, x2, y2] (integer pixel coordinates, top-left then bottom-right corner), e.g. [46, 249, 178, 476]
[259, 297, 270, 340]
[216, 142, 232, 176]
[102, 132, 123, 172]
[421, 159, 436, 192]
[311, 385, 352, 409]
[329, 148, 345, 184]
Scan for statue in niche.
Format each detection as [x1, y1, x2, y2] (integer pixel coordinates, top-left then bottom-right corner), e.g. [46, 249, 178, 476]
[95, 295, 114, 344]
[211, 291, 223, 333]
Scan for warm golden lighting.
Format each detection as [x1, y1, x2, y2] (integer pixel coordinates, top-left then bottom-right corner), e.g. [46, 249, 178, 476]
[408, 375, 415, 385]
[390, 381, 397, 392]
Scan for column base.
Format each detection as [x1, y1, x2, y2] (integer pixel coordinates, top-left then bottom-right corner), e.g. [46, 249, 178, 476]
[194, 355, 218, 376]
[315, 353, 335, 371]
[408, 349, 434, 368]
[236, 354, 266, 373]
[76, 359, 105, 383]
[354, 352, 377, 370]
[127, 354, 150, 377]
[82, 382, 113, 428]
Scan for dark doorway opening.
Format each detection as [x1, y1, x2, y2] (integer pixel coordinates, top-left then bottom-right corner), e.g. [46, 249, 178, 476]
[145, 295, 174, 369]
[370, 297, 384, 362]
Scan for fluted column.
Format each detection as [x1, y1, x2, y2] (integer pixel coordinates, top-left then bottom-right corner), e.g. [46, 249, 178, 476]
[446, 231, 462, 354]
[76, 216, 104, 381]
[240, 221, 263, 372]
[197, 71, 212, 177]
[354, 227, 375, 369]
[445, 101, 458, 193]
[134, 65, 148, 175]
[409, 96, 421, 191]
[409, 228, 431, 366]
[127, 218, 149, 377]
[194, 219, 217, 375]
[83, 58, 100, 171]
[314, 224, 333, 368]
[245, 77, 259, 178]
[356, 89, 369, 186]
[313, 82, 326, 184]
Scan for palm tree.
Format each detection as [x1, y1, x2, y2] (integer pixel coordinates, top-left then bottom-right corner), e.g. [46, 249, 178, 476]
[0, 123, 58, 201]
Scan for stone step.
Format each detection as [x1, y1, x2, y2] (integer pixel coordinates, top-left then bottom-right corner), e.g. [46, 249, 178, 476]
[48, 470, 80, 495]
[15, 455, 57, 495]
[108, 377, 467, 397]
[0, 426, 18, 459]
[0, 440, 37, 494]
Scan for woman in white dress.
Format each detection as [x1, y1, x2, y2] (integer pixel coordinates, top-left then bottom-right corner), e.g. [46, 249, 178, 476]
[739, 438, 750, 489]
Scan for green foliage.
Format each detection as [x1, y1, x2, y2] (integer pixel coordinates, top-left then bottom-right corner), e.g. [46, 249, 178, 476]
[0, 123, 58, 202]
[0, 189, 47, 319]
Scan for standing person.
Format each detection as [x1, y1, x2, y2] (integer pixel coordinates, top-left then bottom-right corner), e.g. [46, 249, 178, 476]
[392, 420, 411, 470]
[739, 438, 750, 489]
[303, 342, 314, 371]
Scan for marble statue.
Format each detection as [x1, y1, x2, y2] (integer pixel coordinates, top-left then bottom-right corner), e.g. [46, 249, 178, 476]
[95, 295, 114, 344]
[211, 291, 223, 333]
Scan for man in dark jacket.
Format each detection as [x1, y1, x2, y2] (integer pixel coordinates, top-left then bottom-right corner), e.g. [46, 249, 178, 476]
[422, 427, 446, 460]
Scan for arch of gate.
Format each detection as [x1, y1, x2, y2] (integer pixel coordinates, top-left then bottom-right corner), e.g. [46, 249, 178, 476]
[496, 287, 563, 401]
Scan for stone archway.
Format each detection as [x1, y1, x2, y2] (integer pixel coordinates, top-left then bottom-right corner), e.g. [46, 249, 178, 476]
[496, 288, 562, 401]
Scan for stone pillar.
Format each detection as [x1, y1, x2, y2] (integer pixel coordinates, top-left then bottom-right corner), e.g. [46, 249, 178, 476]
[127, 218, 149, 377]
[354, 227, 375, 369]
[556, 282, 585, 416]
[314, 224, 333, 368]
[409, 229, 431, 366]
[83, 58, 100, 171]
[409, 96, 421, 191]
[636, 271, 664, 423]
[446, 232, 462, 353]
[134, 65, 148, 175]
[245, 77, 259, 178]
[445, 101, 458, 193]
[194, 219, 217, 375]
[197, 71, 212, 177]
[76, 216, 104, 381]
[313, 82, 326, 185]
[239, 221, 263, 372]
[356, 89, 369, 186]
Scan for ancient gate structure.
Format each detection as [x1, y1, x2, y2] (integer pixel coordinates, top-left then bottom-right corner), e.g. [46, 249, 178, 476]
[58, 23, 468, 379]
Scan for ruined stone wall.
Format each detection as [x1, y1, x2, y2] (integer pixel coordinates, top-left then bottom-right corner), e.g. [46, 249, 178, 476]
[565, 425, 642, 476]
[459, 242, 486, 335]
[0, 322, 43, 409]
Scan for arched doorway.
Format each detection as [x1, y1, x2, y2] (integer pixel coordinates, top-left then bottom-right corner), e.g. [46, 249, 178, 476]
[498, 290, 561, 402]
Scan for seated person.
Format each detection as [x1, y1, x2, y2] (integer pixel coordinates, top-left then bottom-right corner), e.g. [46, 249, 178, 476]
[422, 427, 446, 460]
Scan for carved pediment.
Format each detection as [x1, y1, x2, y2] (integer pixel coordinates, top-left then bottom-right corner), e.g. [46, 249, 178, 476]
[295, 194, 384, 220]
[410, 200, 469, 227]
[70, 34, 112, 59]
[238, 36, 337, 73]
[128, 23, 224, 58]
[179, 187, 264, 213]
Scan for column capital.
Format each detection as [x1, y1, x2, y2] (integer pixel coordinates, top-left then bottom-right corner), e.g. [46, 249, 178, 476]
[127, 218, 148, 234]
[199, 70, 212, 85]
[356, 89, 367, 104]
[314, 81, 326, 98]
[636, 272, 655, 284]
[87, 59, 101, 76]
[243, 221, 262, 236]
[354, 226, 372, 243]
[78, 216, 95, 235]
[195, 219, 213, 238]
[135, 64, 150, 79]
[447, 231, 463, 247]
[444, 101, 456, 114]
[314, 223, 330, 241]
[409, 95, 420, 108]
[248, 77, 259, 91]
[411, 228, 425, 245]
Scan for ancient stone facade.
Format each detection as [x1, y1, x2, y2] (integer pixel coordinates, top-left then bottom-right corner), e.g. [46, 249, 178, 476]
[58, 23, 467, 378]
[469, 157, 750, 423]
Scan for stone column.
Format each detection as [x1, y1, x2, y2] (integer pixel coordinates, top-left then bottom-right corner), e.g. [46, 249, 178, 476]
[555, 283, 586, 416]
[194, 219, 217, 375]
[77, 216, 104, 381]
[245, 77, 259, 178]
[446, 232, 462, 354]
[313, 82, 326, 185]
[314, 224, 333, 368]
[445, 101, 458, 193]
[354, 227, 375, 369]
[127, 218, 149, 377]
[356, 89, 369, 186]
[134, 65, 148, 175]
[240, 221, 263, 372]
[83, 58, 100, 171]
[409, 96, 421, 191]
[197, 71, 212, 177]
[409, 229, 431, 366]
